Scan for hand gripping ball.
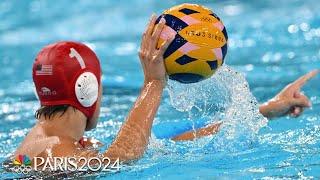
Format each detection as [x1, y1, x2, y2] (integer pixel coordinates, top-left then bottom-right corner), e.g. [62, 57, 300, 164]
[156, 3, 228, 83]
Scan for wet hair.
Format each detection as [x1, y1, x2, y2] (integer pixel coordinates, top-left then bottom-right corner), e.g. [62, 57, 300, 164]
[35, 105, 72, 119]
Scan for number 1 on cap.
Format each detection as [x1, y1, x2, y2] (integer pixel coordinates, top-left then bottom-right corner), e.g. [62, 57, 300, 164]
[69, 48, 86, 69]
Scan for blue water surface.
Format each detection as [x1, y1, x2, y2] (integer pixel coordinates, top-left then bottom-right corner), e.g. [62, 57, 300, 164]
[0, 0, 320, 179]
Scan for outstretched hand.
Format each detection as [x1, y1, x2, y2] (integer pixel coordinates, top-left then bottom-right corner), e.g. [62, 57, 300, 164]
[260, 70, 319, 118]
[139, 14, 174, 86]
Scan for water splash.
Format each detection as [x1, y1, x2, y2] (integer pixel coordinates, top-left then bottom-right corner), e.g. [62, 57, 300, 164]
[166, 65, 268, 151]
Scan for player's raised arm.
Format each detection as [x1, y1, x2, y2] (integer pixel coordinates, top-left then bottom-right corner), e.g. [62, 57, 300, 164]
[104, 15, 174, 161]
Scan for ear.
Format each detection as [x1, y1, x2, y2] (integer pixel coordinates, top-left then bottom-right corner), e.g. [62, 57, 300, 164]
[75, 72, 99, 108]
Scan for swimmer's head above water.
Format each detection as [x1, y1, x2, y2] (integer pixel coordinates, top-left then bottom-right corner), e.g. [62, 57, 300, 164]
[14, 14, 173, 165]
[32, 41, 102, 131]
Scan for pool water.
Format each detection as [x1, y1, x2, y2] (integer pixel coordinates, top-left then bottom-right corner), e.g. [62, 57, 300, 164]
[1, 0, 320, 179]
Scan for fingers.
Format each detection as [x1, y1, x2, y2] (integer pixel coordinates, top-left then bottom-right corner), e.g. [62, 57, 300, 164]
[293, 91, 301, 98]
[145, 15, 157, 51]
[290, 106, 303, 117]
[287, 92, 311, 117]
[140, 14, 157, 53]
[140, 15, 174, 66]
[151, 18, 166, 49]
[152, 37, 174, 63]
[290, 93, 312, 108]
[158, 36, 174, 56]
[299, 93, 312, 107]
[291, 69, 319, 89]
[146, 14, 157, 36]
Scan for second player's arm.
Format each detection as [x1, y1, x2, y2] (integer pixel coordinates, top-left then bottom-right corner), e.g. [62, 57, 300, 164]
[172, 70, 319, 141]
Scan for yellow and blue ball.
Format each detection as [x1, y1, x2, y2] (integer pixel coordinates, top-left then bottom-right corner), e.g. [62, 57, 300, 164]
[156, 3, 228, 83]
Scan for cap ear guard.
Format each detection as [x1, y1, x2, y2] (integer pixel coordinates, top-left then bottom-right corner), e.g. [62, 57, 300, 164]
[75, 72, 99, 107]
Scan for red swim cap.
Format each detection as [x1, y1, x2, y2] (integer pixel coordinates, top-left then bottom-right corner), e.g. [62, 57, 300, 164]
[32, 41, 101, 119]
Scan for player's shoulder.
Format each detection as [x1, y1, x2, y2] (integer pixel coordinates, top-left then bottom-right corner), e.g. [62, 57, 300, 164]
[49, 136, 82, 157]
[50, 136, 102, 159]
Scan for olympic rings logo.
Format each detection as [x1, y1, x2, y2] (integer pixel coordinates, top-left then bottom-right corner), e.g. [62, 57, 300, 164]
[10, 165, 32, 174]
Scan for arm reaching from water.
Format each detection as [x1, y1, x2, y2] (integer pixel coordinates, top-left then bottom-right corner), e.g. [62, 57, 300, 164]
[104, 15, 173, 161]
[173, 70, 319, 141]
[259, 70, 319, 119]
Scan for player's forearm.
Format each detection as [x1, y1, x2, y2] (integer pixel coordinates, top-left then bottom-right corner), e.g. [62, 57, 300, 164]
[105, 80, 163, 161]
[172, 122, 222, 141]
[259, 100, 286, 119]
[259, 101, 276, 119]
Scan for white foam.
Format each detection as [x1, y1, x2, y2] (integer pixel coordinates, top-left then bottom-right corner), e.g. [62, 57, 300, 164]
[166, 65, 268, 151]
